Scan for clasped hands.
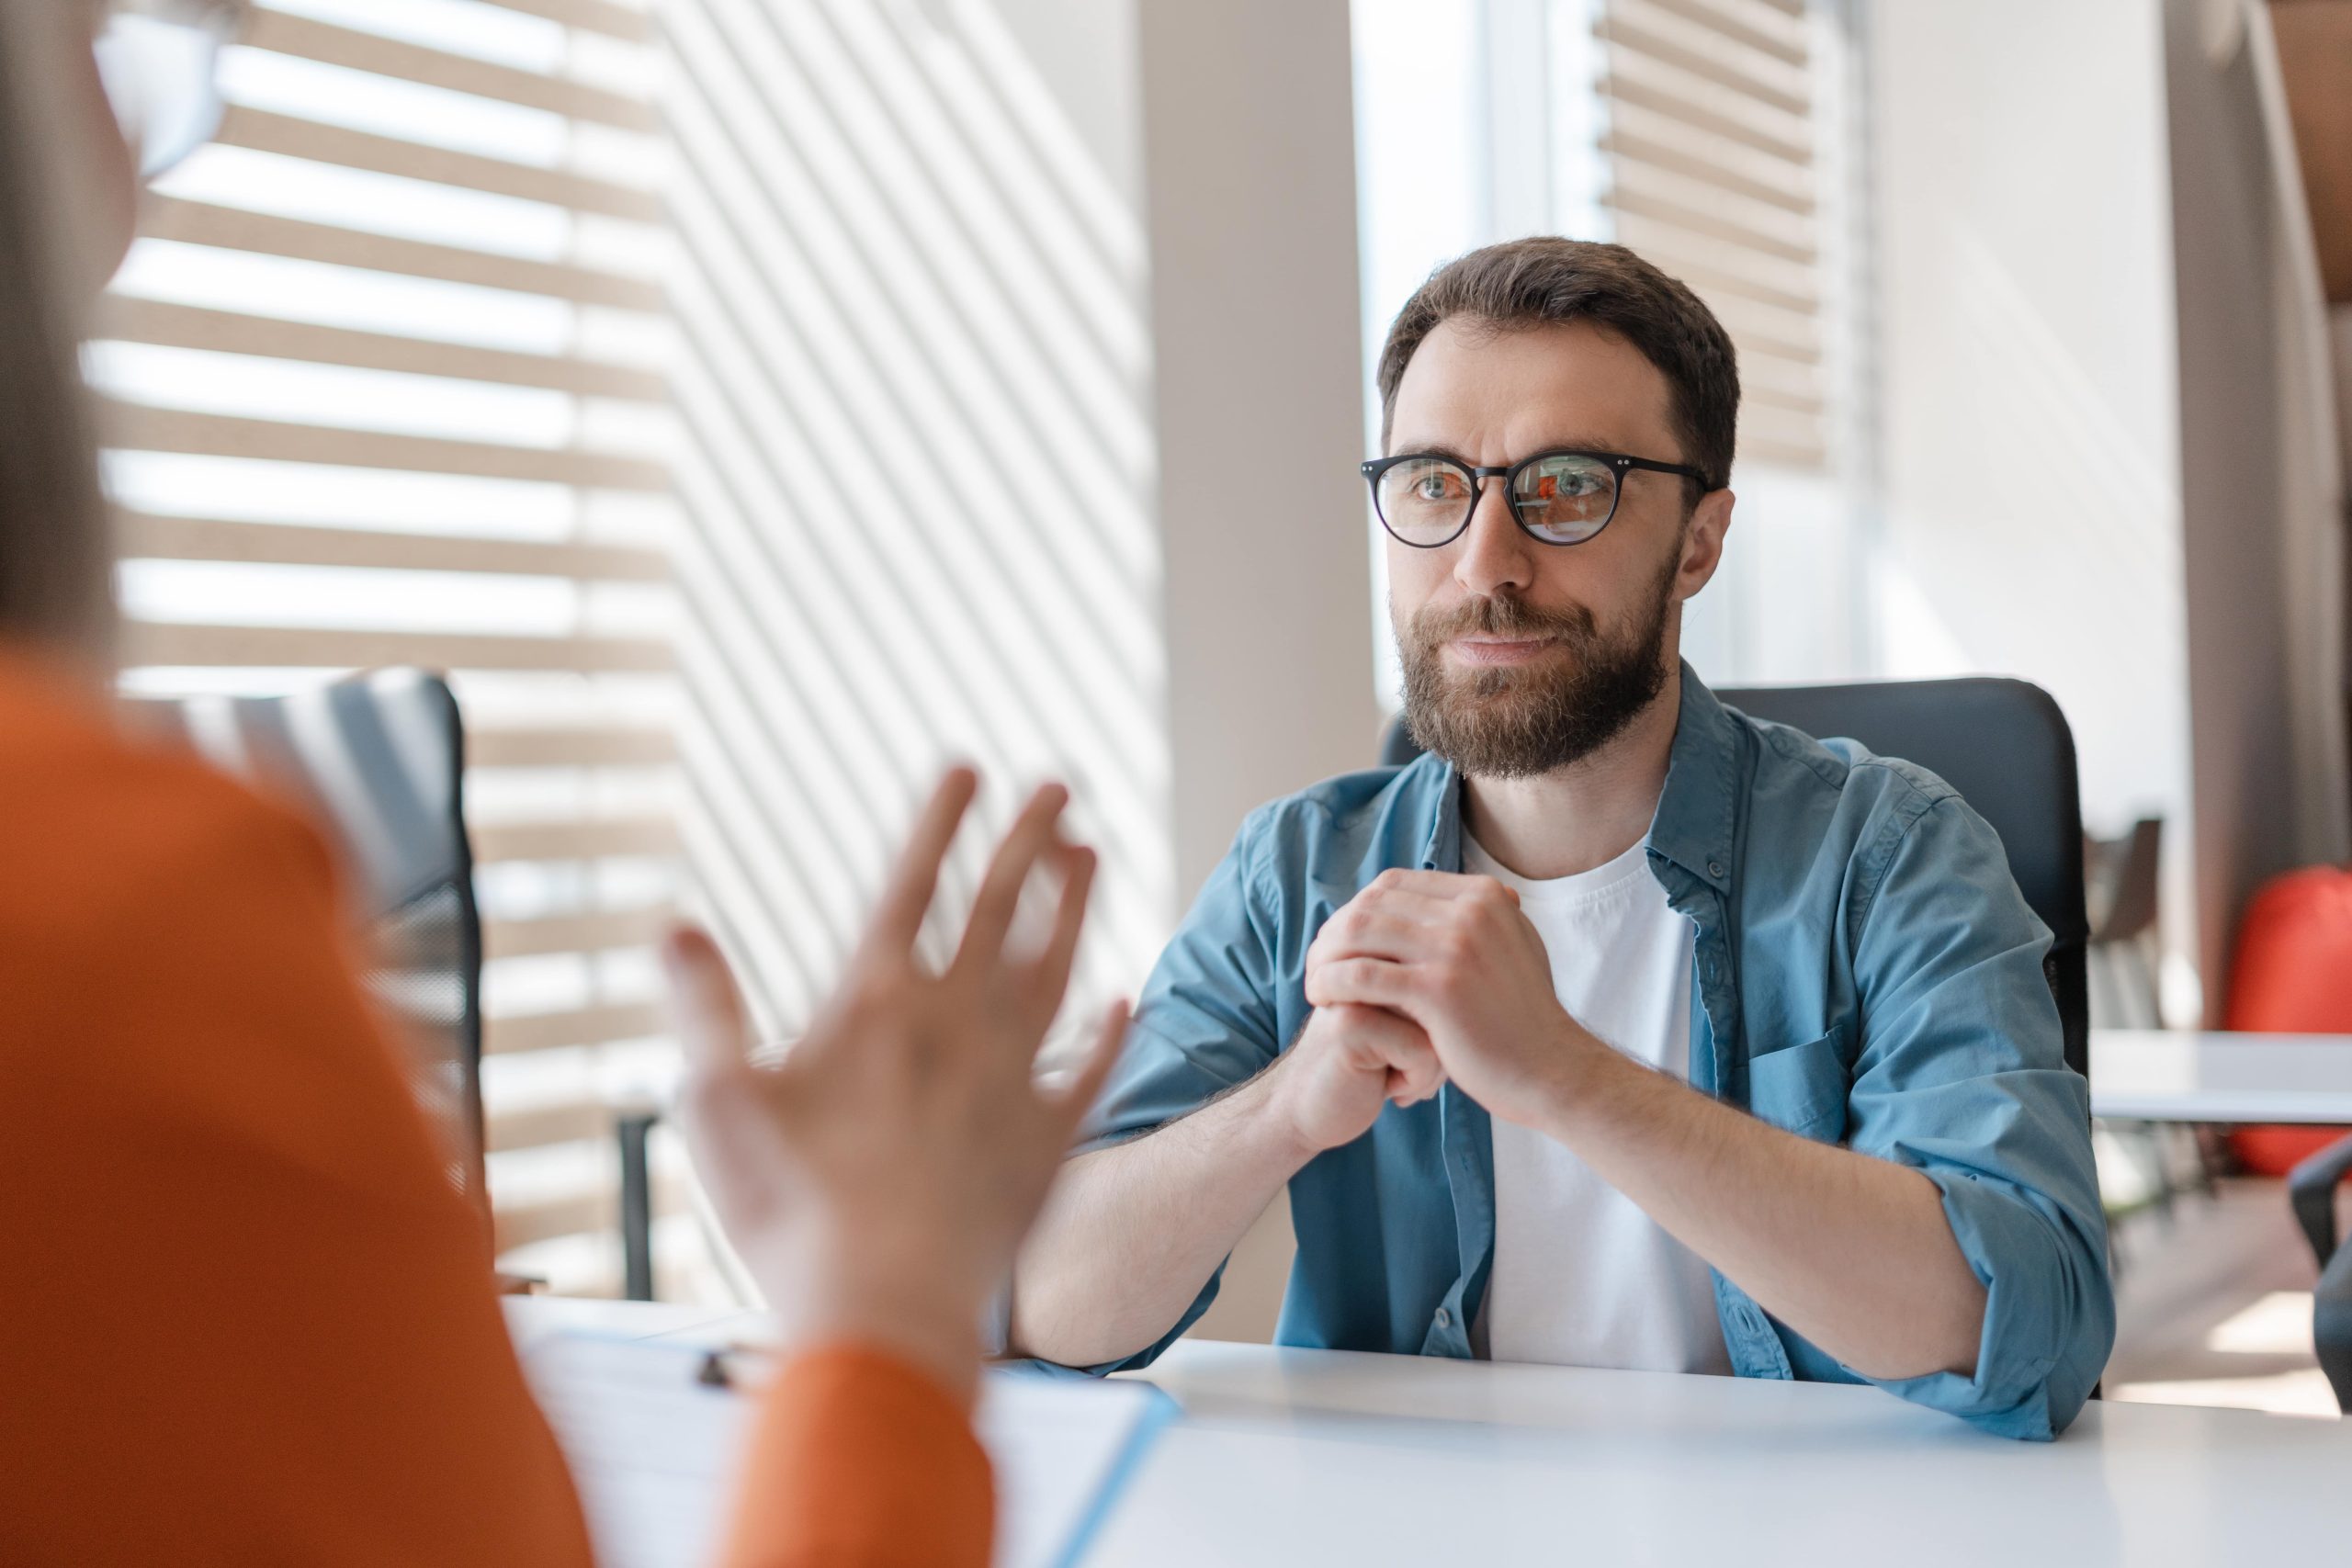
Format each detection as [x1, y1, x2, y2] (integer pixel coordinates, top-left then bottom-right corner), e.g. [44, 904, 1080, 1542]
[1282, 868, 1605, 1154]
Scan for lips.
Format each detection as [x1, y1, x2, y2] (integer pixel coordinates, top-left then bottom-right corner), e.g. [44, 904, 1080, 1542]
[1447, 637, 1557, 666]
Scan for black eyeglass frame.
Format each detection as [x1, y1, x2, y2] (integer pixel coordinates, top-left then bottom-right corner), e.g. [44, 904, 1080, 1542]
[1359, 448, 1711, 549]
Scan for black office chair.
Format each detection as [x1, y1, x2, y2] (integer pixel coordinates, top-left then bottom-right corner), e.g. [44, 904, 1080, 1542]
[130, 670, 487, 1206]
[2288, 1135, 2352, 1414]
[1379, 677, 2091, 1081]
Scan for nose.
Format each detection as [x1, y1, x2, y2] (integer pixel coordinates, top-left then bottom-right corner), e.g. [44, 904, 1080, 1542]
[1451, 477, 1537, 599]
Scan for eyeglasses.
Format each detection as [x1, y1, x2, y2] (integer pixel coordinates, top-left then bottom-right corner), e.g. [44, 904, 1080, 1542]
[1360, 448, 1709, 549]
[95, 0, 245, 179]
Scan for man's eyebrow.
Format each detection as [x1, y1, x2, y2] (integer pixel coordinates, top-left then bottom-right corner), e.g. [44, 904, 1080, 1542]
[1385, 436, 1636, 465]
[1384, 440, 1476, 464]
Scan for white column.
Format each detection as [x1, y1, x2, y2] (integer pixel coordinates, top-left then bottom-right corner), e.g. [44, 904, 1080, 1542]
[1137, 0, 1381, 901]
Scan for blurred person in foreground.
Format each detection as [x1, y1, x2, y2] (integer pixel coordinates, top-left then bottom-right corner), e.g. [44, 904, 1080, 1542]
[0, 4, 1097, 1562]
[1010, 238, 2114, 1439]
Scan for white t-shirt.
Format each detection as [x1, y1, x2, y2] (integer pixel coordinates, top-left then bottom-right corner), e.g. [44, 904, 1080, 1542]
[1464, 831, 1732, 1375]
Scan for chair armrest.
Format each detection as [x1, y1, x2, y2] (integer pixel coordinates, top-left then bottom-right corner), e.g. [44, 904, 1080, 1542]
[616, 1108, 662, 1302]
[2287, 1133, 2352, 1270]
[2314, 1230, 2352, 1416]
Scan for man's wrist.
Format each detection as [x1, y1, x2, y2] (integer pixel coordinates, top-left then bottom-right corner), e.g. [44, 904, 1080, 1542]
[1234, 1053, 1320, 1166]
[1525, 1019, 1645, 1145]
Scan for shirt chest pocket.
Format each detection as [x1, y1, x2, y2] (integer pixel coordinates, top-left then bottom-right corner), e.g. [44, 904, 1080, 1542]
[1745, 1021, 1852, 1142]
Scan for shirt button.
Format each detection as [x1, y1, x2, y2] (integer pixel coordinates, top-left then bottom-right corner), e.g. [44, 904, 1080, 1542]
[1434, 1307, 1453, 1329]
[1708, 859, 1726, 878]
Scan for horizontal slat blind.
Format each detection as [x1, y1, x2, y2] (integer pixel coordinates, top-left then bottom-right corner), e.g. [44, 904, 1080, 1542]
[117, 512, 671, 579]
[1591, 0, 1831, 470]
[98, 298, 671, 400]
[240, 9, 659, 131]
[141, 197, 667, 310]
[212, 107, 666, 221]
[99, 0, 680, 1294]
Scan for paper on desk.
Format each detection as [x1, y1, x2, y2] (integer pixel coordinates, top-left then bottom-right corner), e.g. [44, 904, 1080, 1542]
[524, 1331, 1175, 1568]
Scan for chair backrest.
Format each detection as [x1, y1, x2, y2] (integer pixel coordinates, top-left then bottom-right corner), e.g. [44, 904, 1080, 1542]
[128, 670, 486, 1201]
[1378, 677, 2091, 1081]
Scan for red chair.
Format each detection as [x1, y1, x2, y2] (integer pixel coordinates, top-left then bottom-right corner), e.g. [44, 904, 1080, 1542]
[2223, 866, 2352, 1176]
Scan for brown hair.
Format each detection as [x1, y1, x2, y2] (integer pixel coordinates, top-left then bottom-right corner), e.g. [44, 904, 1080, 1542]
[0, 6, 113, 657]
[1374, 237, 1740, 492]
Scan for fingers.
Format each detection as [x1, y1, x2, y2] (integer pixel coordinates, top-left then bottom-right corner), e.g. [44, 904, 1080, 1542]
[950, 782, 1070, 980]
[862, 768, 981, 962]
[1372, 867, 1517, 905]
[1045, 997, 1130, 1135]
[1386, 1046, 1445, 1105]
[1304, 955, 1419, 1016]
[1311, 879, 1521, 973]
[1307, 901, 1441, 969]
[1322, 1002, 1443, 1106]
[1385, 1014, 1446, 1101]
[1021, 842, 1098, 1028]
[661, 924, 755, 1080]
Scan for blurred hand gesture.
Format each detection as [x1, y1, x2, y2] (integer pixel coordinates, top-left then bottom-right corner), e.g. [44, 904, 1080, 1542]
[662, 770, 1125, 1401]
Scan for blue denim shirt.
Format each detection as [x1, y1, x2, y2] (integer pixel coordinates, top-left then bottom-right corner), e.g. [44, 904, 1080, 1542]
[1071, 667, 2113, 1439]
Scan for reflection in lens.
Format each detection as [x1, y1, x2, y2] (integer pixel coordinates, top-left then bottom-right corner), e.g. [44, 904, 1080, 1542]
[1377, 457, 1474, 546]
[1511, 454, 1615, 543]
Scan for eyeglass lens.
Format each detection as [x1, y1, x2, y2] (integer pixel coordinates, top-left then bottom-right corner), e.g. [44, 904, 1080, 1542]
[1374, 453, 1619, 547]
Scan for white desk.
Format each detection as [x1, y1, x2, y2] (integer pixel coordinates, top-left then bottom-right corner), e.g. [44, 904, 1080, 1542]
[511, 1300, 2352, 1566]
[2091, 1028, 2352, 1123]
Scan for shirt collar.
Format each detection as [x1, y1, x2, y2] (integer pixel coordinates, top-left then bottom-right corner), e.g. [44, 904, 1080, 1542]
[1647, 661, 1740, 892]
[1418, 754, 1464, 872]
[1413, 660, 1739, 892]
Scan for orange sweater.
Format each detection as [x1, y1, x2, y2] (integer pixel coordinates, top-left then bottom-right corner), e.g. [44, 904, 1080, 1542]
[0, 650, 990, 1567]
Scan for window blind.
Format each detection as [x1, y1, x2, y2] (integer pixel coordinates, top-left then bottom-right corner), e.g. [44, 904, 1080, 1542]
[1588, 0, 1833, 470]
[654, 0, 1170, 1089]
[96, 0, 681, 1290]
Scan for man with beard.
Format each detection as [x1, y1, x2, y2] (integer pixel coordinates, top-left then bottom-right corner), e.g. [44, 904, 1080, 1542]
[1007, 238, 2112, 1439]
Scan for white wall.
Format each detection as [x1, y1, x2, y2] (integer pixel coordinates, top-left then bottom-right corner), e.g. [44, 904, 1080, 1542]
[1866, 0, 2201, 1010]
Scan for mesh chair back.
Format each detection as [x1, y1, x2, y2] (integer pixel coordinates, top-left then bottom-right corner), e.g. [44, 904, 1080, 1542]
[129, 671, 485, 1203]
[1378, 677, 2091, 1081]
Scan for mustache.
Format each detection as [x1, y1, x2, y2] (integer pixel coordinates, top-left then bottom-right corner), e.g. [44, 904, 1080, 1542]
[1408, 594, 1598, 645]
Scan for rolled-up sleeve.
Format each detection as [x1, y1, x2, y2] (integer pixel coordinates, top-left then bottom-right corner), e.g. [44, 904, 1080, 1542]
[1839, 790, 2114, 1439]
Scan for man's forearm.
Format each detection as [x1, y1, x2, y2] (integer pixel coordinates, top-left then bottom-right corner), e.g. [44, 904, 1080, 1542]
[1538, 1045, 1987, 1382]
[1009, 1068, 1311, 1368]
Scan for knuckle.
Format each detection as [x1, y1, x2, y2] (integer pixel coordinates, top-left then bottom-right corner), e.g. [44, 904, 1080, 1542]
[1469, 886, 1517, 923]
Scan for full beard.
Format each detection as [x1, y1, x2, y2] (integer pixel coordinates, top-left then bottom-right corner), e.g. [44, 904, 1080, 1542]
[1396, 559, 1678, 781]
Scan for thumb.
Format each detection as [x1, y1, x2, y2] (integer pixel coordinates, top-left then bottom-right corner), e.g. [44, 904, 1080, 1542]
[661, 924, 756, 1080]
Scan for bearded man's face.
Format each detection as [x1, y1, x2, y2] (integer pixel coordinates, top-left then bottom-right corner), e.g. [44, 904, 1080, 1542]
[1381, 316, 1724, 779]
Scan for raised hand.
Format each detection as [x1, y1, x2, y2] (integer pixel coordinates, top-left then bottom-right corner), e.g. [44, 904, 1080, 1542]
[663, 769, 1127, 1401]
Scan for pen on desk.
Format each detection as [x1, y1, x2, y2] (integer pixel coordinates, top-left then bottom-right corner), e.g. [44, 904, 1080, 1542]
[695, 1343, 773, 1391]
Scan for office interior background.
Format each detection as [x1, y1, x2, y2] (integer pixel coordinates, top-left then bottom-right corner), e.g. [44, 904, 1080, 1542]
[94, 0, 2351, 1414]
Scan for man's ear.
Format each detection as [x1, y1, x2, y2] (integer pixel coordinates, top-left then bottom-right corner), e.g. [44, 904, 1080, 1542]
[1672, 489, 1735, 603]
